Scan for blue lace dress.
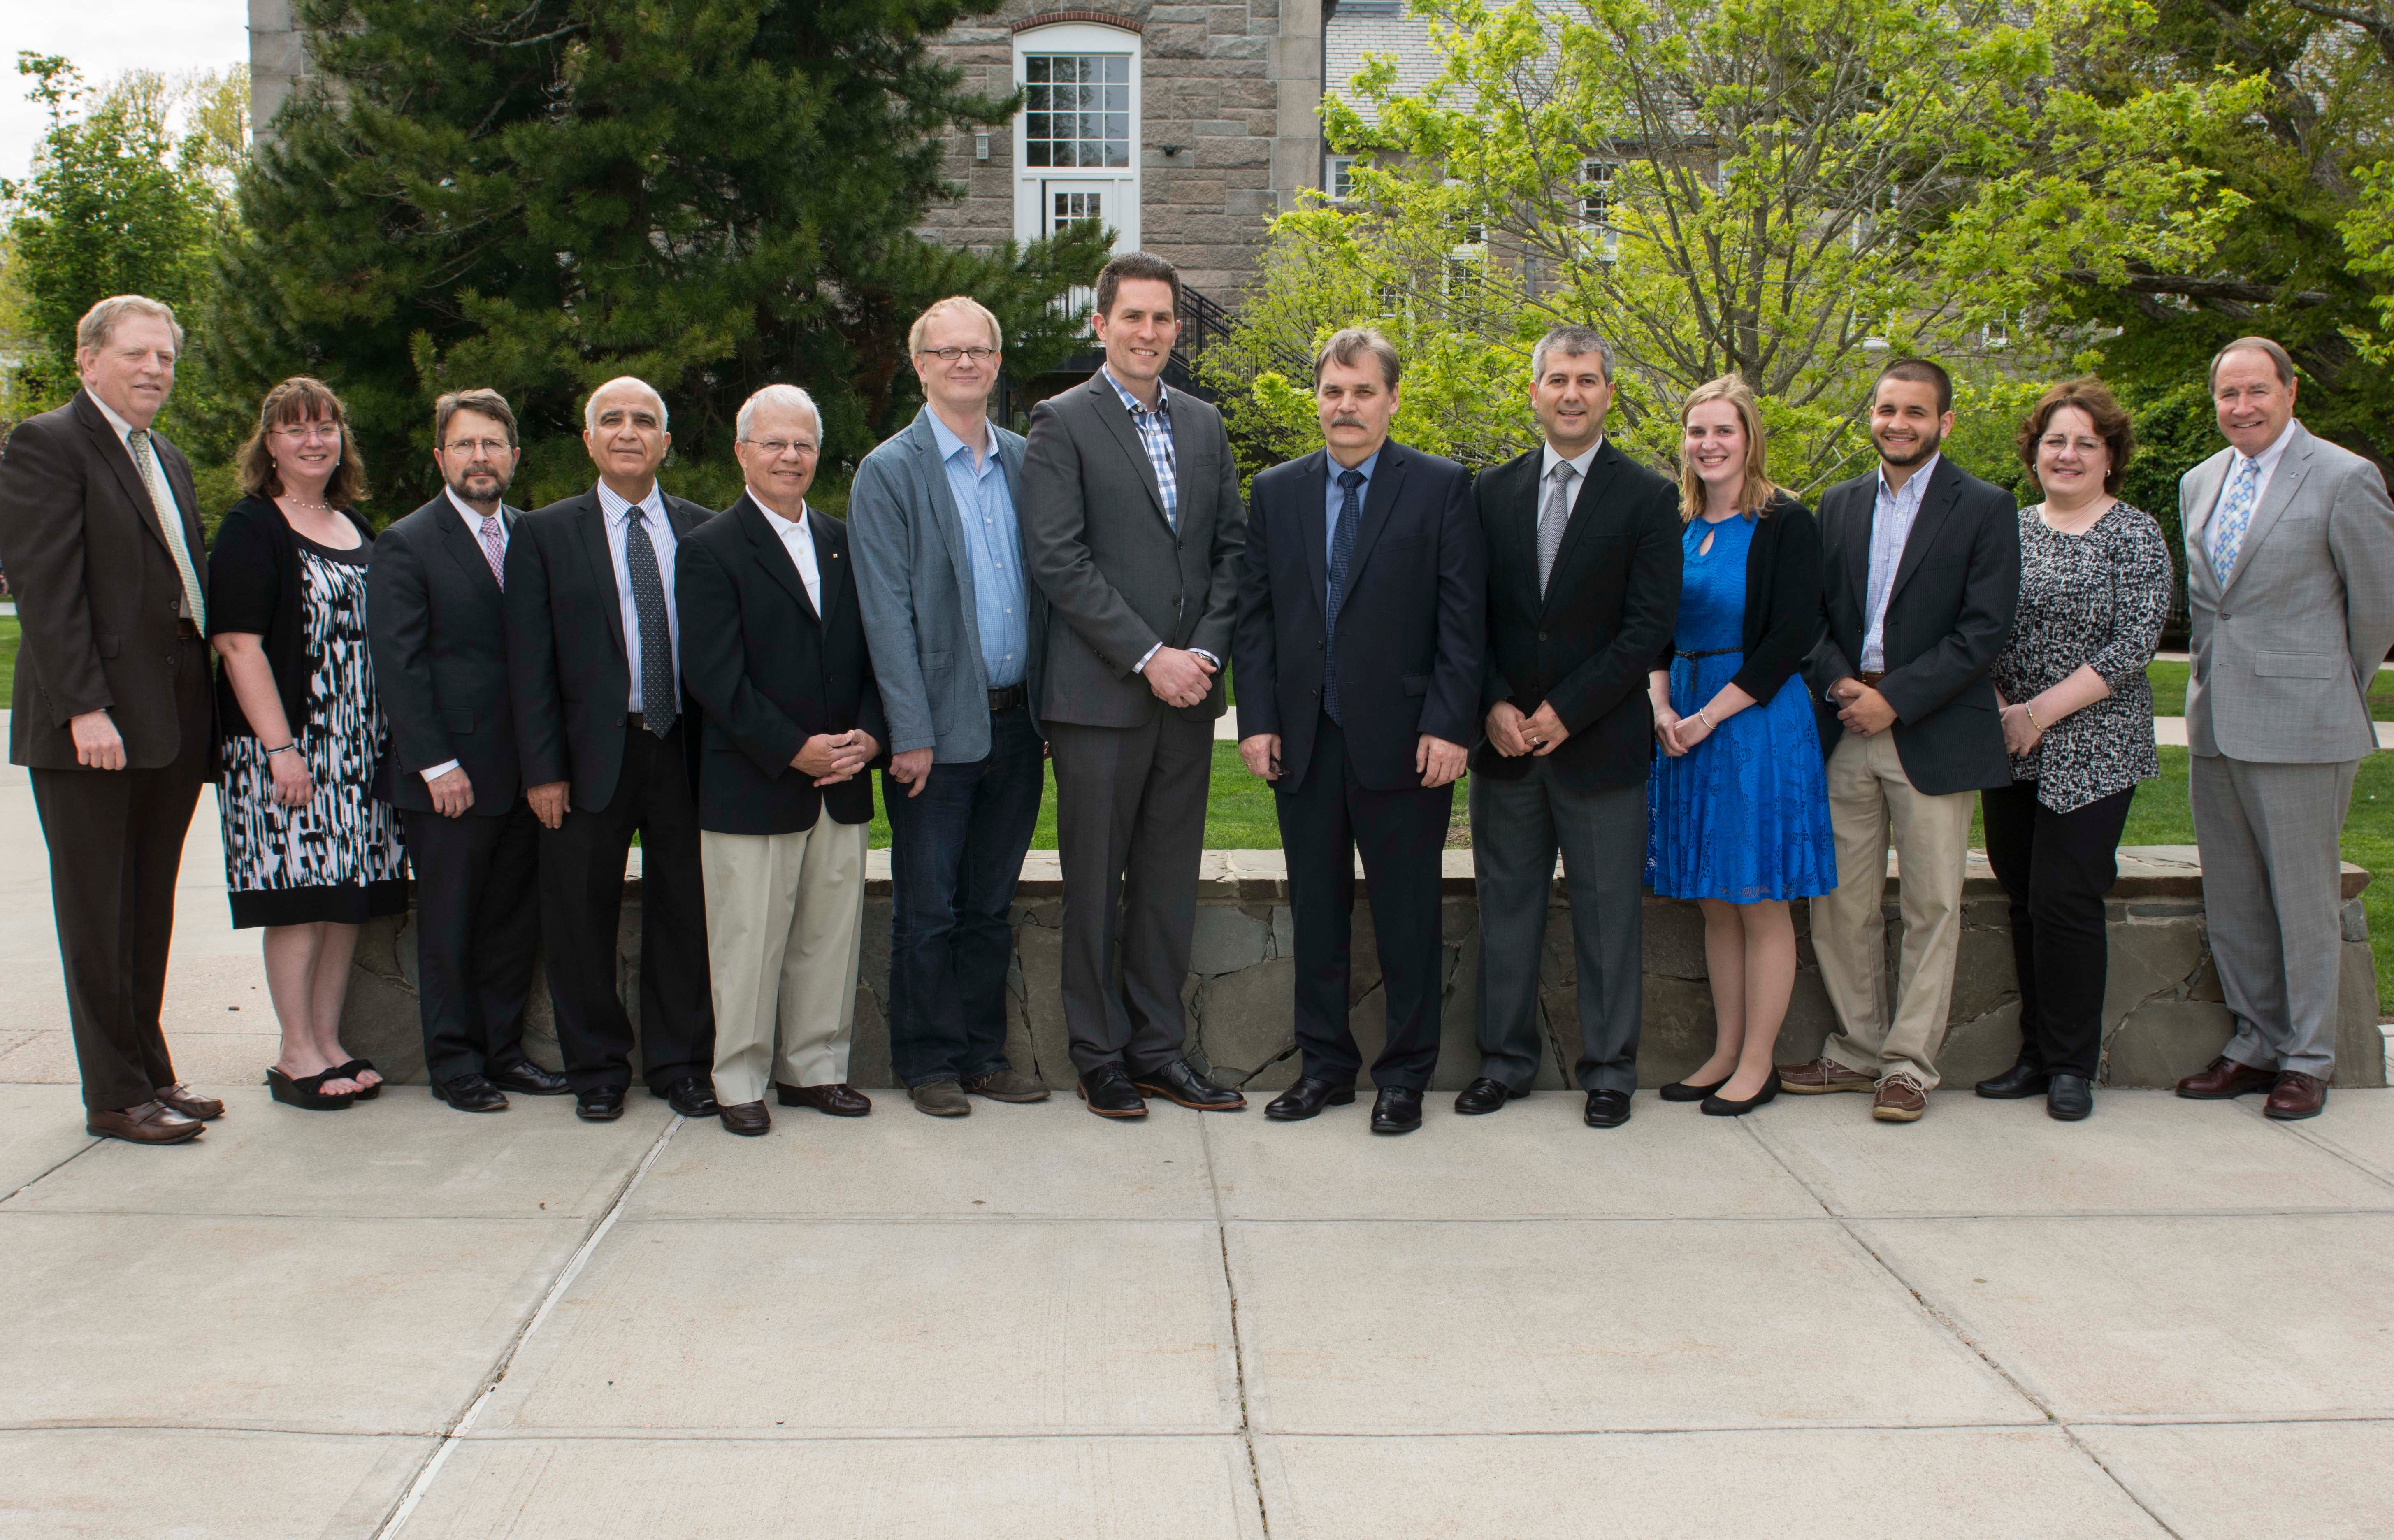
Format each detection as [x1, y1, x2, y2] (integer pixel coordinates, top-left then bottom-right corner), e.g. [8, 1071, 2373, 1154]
[1645, 513, 1837, 902]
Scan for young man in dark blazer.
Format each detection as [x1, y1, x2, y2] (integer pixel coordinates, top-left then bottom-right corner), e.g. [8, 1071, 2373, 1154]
[1788, 358, 2019, 1123]
[1467, 325, 1683, 1129]
[677, 385, 884, 1136]
[0, 295, 221, 1144]
[504, 376, 718, 1123]
[1019, 251, 1249, 1119]
[367, 388, 569, 1113]
[1233, 328, 1482, 1134]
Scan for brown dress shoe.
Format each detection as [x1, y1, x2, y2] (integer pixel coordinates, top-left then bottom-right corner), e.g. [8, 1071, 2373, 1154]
[961, 1068, 1051, 1103]
[1778, 1056, 1876, 1094]
[1872, 1075, 1928, 1122]
[2264, 1071, 2328, 1121]
[86, 1100, 205, 1144]
[718, 1101, 771, 1136]
[908, 1081, 971, 1117]
[776, 1082, 871, 1117]
[153, 1083, 225, 1121]
[2175, 1055, 2277, 1100]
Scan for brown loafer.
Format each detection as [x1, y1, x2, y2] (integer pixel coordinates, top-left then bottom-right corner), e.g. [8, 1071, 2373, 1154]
[1778, 1056, 1876, 1094]
[86, 1099, 205, 1144]
[2175, 1055, 2277, 1100]
[776, 1082, 871, 1117]
[153, 1083, 225, 1121]
[961, 1068, 1051, 1103]
[718, 1101, 771, 1136]
[2264, 1070, 2328, 1121]
[1872, 1075, 1928, 1122]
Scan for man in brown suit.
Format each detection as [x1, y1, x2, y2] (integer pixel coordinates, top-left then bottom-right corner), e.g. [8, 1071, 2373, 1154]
[0, 295, 221, 1143]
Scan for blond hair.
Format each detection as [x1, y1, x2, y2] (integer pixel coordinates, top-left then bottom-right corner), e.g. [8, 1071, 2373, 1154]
[908, 296, 1003, 355]
[1677, 374, 1778, 521]
[76, 294, 184, 358]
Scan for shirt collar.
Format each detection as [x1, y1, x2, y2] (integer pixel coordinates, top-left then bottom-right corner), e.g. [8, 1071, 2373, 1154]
[1539, 437, 1603, 481]
[1876, 452, 1942, 504]
[748, 490, 811, 534]
[89, 392, 140, 442]
[2240, 419, 2300, 473]
[1101, 365, 1169, 418]
[598, 479, 664, 524]
[1328, 446, 1384, 486]
[925, 408, 996, 469]
[445, 485, 503, 525]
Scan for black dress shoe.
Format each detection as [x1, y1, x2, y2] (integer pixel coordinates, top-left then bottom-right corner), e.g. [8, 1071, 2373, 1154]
[1265, 1076, 1356, 1121]
[1453, 1077, 1526, 1115]
[1076, 1065, 1148, 1119]
[1700, 1070, 1781, 1118]
[1370, 1086, 1424, 1134]
[1658, 1075, 1729, 1103]
[1131, 1058, 1247, 1111]
[431, 1073, 509, 1113]
[1584, 1088, 1632, 1128]
[2046, 1073, 2093, 1121]
[576, 1085, 626, 1122]
[1976, 1061, 2050, 1099]
[656, 1076, 719, 1117]
[486, 1057, 571, 1096]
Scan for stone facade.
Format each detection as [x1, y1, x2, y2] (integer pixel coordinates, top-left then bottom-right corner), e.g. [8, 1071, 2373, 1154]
[340, 846, 2388, 1092]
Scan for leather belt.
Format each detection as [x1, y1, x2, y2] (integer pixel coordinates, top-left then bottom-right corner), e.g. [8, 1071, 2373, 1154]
[1857, 670, 1885, 686]
[625, 711, 649, 731]
[987, 685, 1026, 712]
[176, 619, 204, 641]
[1674, 647, 1739, 660]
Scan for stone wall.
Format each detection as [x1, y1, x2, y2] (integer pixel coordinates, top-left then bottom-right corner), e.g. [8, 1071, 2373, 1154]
[341, 846, 2387, 1091]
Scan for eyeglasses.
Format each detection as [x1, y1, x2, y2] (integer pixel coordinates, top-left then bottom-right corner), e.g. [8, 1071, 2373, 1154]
[917, 346, 999, 364]
[741, 438, 820, 458]
[441, 438, 514, 457]
[272, 421, 341, 441]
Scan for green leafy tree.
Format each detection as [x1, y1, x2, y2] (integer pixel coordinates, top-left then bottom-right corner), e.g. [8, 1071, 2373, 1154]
[212, 0, 1108, 511]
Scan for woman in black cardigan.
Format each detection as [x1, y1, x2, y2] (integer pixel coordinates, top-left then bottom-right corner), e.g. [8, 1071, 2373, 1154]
[1644, 375, 1837, 1115]
[208, 377, 406, 1110]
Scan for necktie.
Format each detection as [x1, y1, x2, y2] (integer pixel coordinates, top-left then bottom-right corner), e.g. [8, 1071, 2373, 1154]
[478, 515, 506, 590]
[126, 429, 205, 630]
[623, 508, 675, 738]
[1325, 467, 1365, 723]
[2210, 455, 2262, 586]
[1537, 460, 1575, 597]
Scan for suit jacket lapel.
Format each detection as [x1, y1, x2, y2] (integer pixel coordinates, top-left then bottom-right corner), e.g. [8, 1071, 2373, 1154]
[737, 496, 816, 622]
[1087, 373, 1170, 529]
[2184, 450, 2230, 557]
[574, 492, 629, 660]
[1338, 444, 1409, 617]
[1888, 458, 1961, 604]
[910, 413, 979, 623]
[435, 499, 504, 600]
[1540, 444, 1622, 621]
[2224, 427, 2313, 594]
[1299, 451, 1331, 621]
[73, 393, 181, 562]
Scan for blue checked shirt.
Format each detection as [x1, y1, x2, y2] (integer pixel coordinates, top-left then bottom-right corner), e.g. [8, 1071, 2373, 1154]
[1860, 453, 1939, 673]
[1102, 366, 1178, 529]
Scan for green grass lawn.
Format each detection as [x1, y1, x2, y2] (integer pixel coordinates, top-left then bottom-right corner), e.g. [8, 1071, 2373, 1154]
[0, 617, 15, 702]
[865, 742, 1285, 851]
[2146, 658, 2394, 720]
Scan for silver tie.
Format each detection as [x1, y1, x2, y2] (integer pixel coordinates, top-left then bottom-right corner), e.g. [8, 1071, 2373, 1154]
[1537, 461, 1575, 596]
[126, 429, 205, 629]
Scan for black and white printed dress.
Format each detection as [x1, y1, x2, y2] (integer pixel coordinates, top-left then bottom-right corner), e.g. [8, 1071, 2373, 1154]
[219, 534, 409, 929]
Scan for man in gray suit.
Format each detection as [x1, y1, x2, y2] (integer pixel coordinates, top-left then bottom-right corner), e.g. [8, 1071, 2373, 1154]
[1019, 251, 1249, 1119]
[850, 296, 1053, 1116]
[2175, 336, 2394, 1120]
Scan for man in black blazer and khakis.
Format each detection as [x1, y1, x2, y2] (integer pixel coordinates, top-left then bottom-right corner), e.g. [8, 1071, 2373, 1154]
[1020, 252, 1249, 1119]
[1468, 325, 1683, 1130]
[677, 386, 884, 1136]
[0, 295, 222, 1143]
[1788, 359, 2019, 1123]
[505, 376, 718, 1124]
[1234, 328, 1482, 1134]
[367, 389, 570, 1112]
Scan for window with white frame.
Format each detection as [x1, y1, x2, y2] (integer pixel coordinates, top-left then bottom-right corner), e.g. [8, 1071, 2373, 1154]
[1013, 23, 1141, 254]
[1326, 155, 1359, 201]
[1581, 159, 1620, 260]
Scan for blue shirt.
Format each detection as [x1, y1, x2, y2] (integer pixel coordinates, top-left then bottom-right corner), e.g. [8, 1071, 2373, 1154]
[926, 411, 1027, 689]
[595, 478, 680, 713]
[1862, 453, 1938, 672]
[1324, 447, 1382, 611]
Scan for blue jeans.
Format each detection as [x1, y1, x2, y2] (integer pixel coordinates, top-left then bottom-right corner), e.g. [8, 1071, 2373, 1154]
[884, 705, 1045, 1087]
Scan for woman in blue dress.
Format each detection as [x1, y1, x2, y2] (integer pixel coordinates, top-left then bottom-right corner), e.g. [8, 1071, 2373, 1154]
[1646, 375, 1837, 1115]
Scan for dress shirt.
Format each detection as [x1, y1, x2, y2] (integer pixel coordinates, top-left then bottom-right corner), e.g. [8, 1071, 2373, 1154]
[1099, 366, 1216, 675]
[91, 393, 194, 536]
[1537, 437, 1604, 486]
[754, 494, 824, 616]
[596, 478, 681, 713]
[926, 411, 1027, 688]
[1324, 446, 1384, 608]
[2208, 418, 2299, 527]
[1860, 453, 1940, 674]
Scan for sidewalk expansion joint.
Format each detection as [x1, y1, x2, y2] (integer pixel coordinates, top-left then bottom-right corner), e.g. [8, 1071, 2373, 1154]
[0, 1136, 100, 1206]
[1202, 1114, 1274, 1537]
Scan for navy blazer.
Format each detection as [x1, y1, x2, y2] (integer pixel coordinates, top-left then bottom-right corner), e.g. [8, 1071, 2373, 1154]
[368, 493, 525, 815]
[1233, 439, 1484, 792]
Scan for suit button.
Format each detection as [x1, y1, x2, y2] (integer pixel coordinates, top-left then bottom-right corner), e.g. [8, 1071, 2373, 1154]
[1538, 630, 1549, 641]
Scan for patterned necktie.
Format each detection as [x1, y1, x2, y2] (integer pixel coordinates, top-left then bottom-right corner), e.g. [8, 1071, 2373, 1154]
[622, 508, 675, 738]
[478, 515, 506, 590]
[1325, 468, 1365, 723]
[125, 429, 205, 629]
[1537, 460, 1575, 597]
[2210, 455, 2262, 586]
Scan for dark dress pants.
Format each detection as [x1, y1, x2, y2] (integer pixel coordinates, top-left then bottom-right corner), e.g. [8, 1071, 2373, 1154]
[1470, 757, 1647, 1094]
[884, 704, 1045, 1087]
[403, 800, 542, 1083]
[1275, 713, 1453, 1090]
[1979, 780, 2133, 1080]
[1046, 711, 1212, 1075]
[29, 634, 211, 1111]
[539, 723, 714, 1093]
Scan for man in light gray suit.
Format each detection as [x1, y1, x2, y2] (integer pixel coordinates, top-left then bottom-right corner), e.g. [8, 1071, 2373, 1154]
[850, 296, 1054, 1117]
[1019, 251, 1249, 1119]
[2176, 336, 2394, 1120]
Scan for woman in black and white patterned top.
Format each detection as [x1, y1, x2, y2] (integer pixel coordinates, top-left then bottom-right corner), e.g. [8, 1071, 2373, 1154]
[1978, 377, 2171, 1122]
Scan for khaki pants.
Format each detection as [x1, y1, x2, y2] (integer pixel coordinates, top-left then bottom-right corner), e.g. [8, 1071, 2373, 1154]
[701, 819, 868, 1108]
[1809, 730, 1975, 1089]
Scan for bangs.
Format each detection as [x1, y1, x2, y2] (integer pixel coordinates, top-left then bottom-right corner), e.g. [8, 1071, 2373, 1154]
[262, 379, 346, 431]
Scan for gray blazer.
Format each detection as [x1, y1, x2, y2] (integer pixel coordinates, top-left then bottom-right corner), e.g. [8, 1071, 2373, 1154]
[848, 407, 1045, 763]
[2183, 420, 2394, 763]
[1019, 372, 1246, 728]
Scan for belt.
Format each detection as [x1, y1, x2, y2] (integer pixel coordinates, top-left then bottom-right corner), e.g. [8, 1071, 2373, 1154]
[626, 711, 661, 732]
[987, 684, 1026, 712]
[1858, 670, 1885, 686]
[1673, 647, 1739, 660]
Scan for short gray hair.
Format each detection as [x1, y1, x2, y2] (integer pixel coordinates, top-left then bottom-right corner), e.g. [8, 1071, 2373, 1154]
[1312, 325, 1402, 389]
[583, 376, 670, 432]
[1530, 325, 1613, 383]
[2208, 336, 2297, 392]
[736, 383, 823, 443]
[77, 294, 184, 357]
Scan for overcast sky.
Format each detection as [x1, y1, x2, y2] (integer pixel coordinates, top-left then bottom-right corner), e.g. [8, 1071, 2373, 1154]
[2, 2, 251, 185]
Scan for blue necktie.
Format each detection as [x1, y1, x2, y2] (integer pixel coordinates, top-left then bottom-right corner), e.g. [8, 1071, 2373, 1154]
[1325, 467, 1364, 723]
[624, 509, 675, 738]
[2210, 455, 2262, 587]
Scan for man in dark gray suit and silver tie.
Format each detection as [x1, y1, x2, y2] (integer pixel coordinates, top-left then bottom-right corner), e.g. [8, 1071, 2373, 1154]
[2174, 336, 2394, 1120]
[1020, 251, 1249, 1119]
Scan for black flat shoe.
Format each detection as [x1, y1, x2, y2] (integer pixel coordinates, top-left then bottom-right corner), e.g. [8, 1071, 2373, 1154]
[2046, 1073, 2093, 1121]
[1658, 1075, 1730, 1103]
[332, 1059, 381, 1101]
[1584, 1088, 1632, 1128]
[576, 1085, 627, 1122]
[1453, 1077, 1526, 1115]
[486, 1057, 571, 1096]
[266, 1066, 357, 1111]
[1700, 1070, 1781, 1117]
[431, 1073, 509, 1113]
[1076, 1065, 1148, 1118]
[1370, 1086, 1423, 1134]
[1265, 1076, 1356, 1121]
[656, 1075, 719, 1117]
[1976, 1062, 2050, 1099]
[1131, 1058, 1247, 1110]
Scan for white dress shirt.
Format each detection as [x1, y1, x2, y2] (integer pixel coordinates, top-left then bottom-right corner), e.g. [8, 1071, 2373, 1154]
[596, 478, 681, 713]
[421, 488, 512, 785]
[91, 393, 191, 530]
[2208, 418, 2300, 526]
[1538, 436, 1604, 486]
[754, 494, 824, 615]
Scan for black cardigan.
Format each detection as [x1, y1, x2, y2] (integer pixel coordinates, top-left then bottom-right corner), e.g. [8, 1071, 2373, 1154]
[206, 495, 377, 741]
[1654, 494, 1824, 706]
